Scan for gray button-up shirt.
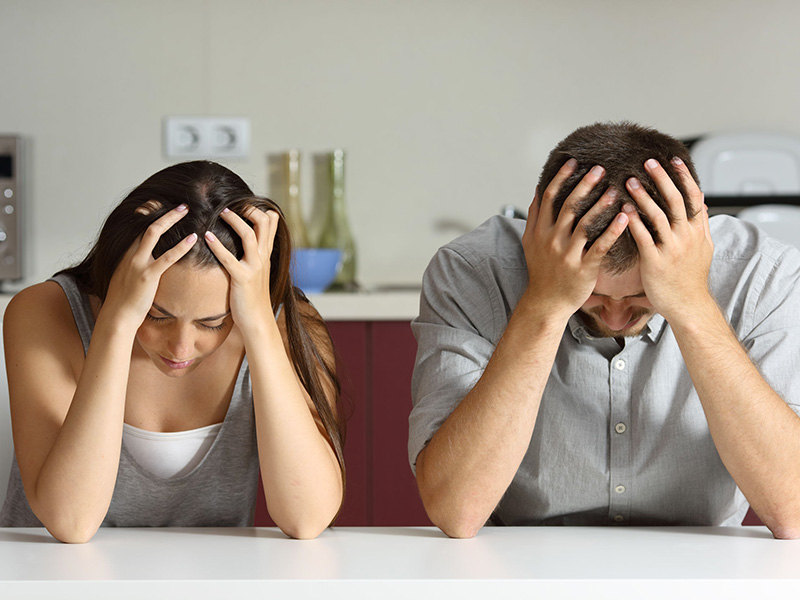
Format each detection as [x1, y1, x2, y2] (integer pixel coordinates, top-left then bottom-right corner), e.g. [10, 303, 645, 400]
[409, 214, 800, 526]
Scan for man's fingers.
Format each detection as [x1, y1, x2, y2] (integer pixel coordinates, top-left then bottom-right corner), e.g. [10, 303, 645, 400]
[569, 186, 620, 253]
[623, 204, 658, 253]
[643, 159, 687, 222]
[626, 177, 671, 240]
[555, 164, 605, 234]
[585, 211, 629, 264]
[667, 157, 705, 219]
[523, 189, 540, 247]
[538, 158, 578, 228]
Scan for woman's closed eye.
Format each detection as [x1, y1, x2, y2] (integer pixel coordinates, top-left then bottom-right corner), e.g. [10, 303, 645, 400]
[145, 313, 228, 332]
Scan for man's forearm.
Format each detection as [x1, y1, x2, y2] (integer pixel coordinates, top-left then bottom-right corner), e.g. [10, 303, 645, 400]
[670, 297, 800, 538]
[416, 291, 568, 538]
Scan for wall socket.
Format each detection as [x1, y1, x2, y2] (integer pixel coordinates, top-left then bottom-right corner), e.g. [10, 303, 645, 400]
[163, 116, 251, 159]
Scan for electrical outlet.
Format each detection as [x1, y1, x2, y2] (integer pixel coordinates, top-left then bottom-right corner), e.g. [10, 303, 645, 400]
[163, 117, 250, 159]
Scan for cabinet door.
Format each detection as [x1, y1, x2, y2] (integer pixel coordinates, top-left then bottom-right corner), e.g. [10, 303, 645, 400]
[328, 321, 369, 526]
[370, 322, 432, 526]
[253, 321, 369, 527]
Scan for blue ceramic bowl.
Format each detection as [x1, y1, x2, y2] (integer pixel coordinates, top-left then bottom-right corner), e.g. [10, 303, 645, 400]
[291, 249, 342, 294]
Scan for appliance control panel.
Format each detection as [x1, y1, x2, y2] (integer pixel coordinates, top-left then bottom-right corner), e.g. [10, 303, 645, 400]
[0, 136, 21, 280]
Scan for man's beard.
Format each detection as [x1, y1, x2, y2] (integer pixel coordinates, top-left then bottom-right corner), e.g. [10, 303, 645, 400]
[577, 306, 654, 338]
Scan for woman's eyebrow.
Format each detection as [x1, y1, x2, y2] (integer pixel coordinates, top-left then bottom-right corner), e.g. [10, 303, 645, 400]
[151, 303, 230, 322]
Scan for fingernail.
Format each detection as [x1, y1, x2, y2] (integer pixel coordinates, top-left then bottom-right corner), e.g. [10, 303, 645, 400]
[616, 213, 628, 223]
[622, 203, 635, 213]
[591, 165, 605, 176]
[607, 188, 619, 199]
[186, 233, 198, 244]
[627, 177, 641, 189]
[566, 158, 578, 169]
[176, 203, 188, 212]
[205, 231, 216, 242]
[645, 159, 659, 170]
[222, 208, 230, 214]
[671, 156, 684, 166]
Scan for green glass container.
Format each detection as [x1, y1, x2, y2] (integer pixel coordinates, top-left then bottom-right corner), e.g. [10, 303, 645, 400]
[318, 149, 357, 290]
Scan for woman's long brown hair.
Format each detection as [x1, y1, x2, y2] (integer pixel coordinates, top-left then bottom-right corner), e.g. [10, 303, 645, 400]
[57, 160, 346, 521]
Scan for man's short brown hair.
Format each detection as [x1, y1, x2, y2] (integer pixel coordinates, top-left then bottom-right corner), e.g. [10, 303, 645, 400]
[537, 121, 701, 273]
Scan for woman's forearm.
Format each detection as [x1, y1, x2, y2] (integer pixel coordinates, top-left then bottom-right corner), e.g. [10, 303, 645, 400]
[29, 312, 137, 543]
[242, 316, 343, 539]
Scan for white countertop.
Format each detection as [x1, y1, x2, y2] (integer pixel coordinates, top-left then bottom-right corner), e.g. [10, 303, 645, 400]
[1, 526, 798, 598]
[0, 291, 420, 322]
[307, 290, 419, 321]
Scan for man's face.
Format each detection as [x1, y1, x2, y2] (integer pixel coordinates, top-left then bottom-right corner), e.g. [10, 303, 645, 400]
[578, 266, 656, 338]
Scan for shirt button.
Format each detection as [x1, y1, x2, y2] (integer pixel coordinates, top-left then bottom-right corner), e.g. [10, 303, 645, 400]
[614, 359, 626, 370]
[615, 485, 626, 494]
[615, 423, 627, 434]
[614, 514, 625, 523]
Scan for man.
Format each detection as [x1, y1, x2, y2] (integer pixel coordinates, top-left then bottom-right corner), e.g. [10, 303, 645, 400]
[409, 122, 800, 539]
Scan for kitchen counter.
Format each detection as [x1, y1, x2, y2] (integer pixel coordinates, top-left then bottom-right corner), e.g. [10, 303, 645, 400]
[0, 526, 797, 598]
[0, 291, 421, 322]
[307, 290, 420, 321]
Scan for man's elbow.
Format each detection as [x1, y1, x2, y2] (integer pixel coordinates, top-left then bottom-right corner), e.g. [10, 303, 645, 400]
[430, 511, 484, 539]
[766, 518, 800, 540]
[758, 506, 800, 540]
[418, 484, 487, 538]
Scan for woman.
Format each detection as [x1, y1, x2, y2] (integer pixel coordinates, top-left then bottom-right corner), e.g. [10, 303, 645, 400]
[0, 161, 345, 542]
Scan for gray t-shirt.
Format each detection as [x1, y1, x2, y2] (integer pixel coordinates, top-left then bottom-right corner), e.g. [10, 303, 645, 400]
[410, 214, 800, 526]
[0, 274, 260, 527]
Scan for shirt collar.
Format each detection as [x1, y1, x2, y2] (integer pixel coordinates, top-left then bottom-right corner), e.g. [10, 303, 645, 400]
[567, 312, 668, 344]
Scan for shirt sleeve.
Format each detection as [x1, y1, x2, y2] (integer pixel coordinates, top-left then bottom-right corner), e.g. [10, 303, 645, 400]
[408, 245, 499, 473]
[740, 244, 800, 417]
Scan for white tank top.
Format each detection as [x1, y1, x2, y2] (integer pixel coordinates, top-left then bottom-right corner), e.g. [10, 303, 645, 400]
[122, 423, 223, 479]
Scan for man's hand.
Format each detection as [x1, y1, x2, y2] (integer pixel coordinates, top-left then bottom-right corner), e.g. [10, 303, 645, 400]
[523, 158, 630, 319]
[623, 158, 713, 323]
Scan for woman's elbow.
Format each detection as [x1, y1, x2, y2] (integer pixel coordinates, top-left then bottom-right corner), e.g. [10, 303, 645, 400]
[278, 518, 329, 540]
[45, 519, 100, 544]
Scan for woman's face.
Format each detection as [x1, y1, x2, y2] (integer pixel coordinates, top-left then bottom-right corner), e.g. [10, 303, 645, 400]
[135, 262, 234, 377]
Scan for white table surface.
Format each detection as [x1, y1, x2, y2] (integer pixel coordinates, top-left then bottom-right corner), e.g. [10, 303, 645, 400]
[1, 526, 798, 599]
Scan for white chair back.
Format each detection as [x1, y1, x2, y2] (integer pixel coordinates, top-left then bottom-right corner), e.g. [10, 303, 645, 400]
[690, 131, 800, 195]
[737, 204, 800, 249]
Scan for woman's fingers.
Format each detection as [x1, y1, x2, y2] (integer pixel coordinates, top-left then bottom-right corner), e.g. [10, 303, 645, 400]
[218, 208, 260, 258]
[153, 233, 198, 270]
[137, 204, 190, 259]
[241, 206, 279, 256]
[204, 230, 239, 273]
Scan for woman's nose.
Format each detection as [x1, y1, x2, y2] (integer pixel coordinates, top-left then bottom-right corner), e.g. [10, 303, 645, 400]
[166, 327, 194, 359]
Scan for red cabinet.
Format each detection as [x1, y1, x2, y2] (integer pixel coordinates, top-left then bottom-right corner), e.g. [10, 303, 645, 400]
[254, 320, 431, 527]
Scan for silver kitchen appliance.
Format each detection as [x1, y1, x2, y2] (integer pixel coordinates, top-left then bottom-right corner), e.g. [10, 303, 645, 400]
[0, 136, 21, 280]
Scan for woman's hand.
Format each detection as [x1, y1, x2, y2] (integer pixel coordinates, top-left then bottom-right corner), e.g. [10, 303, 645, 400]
[204, 207, 280, 335]
[103, 204, 198, 331]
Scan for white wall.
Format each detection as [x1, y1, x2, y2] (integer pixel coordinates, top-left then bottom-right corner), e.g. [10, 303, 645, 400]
[1, 0, 799, 288]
